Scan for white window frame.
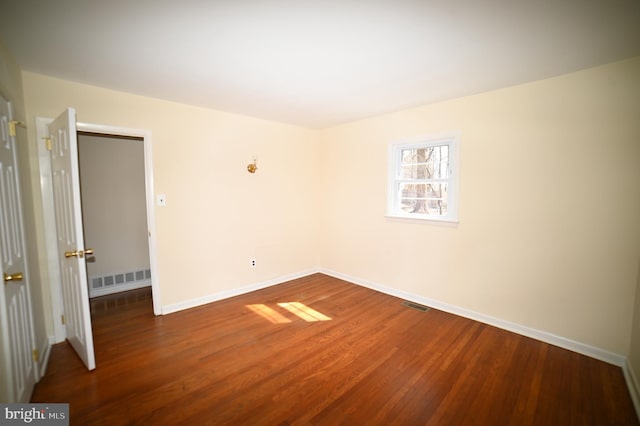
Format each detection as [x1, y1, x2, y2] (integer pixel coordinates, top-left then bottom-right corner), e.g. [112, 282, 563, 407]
[387, 133, 460, 223]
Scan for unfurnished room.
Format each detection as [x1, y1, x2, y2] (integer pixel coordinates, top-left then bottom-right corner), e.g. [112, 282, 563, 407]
[0, 1, 639, 424]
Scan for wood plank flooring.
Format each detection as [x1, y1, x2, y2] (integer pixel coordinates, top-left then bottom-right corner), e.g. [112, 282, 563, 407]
[31, 274, 639, 425]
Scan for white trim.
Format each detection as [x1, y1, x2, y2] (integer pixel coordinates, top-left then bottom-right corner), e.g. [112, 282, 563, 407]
[624, 358, 640, 421]
[318, 268, 626, 367]
[37, 337, 51, 379]
[36, 117, 65, 342]
[384, 215, 459, 227]
[76, 122, 162, 316]
[37, 118, 162, 322]
[387, 132, 460, 223]
[161, 269, 319, 315]
[162, 266, 629, 368]
[89, 281, 151, 298]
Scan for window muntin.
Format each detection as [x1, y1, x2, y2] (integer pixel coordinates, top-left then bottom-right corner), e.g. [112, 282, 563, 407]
[388, 136, 458, 222]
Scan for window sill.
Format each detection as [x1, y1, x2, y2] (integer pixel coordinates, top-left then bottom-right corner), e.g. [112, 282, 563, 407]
[385, 214, 459, 227]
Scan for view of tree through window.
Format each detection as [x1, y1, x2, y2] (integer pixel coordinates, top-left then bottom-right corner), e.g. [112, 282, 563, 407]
[399, 145, 449, 216]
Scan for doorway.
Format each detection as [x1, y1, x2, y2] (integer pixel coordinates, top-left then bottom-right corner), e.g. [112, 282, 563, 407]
[36, 118, 161, 345]
[77, 132, 151, 299]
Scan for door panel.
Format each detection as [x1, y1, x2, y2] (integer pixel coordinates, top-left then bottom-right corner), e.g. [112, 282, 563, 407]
[0, 95, 37, 402]
[49, 108, 96, 371]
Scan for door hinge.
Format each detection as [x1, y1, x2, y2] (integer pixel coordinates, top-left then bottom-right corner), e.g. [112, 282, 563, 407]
[61, 314, 65, 325]
[32, 349, 39, 362]
[8, 120, 25, 137]
[44, 137, 52, 151]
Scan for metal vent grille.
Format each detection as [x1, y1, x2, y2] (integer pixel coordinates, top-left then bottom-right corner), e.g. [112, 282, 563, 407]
[402, 301, 430, 312]
[92, 277, 103, 289]
[90, 269, 151, 290]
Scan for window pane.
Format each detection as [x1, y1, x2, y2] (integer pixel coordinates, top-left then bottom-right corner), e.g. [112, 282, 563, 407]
[400, 145, 449, 179]
[399, 183, 448, 216]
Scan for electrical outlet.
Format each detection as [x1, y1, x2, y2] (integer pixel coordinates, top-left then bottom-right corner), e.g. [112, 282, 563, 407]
[250, 258, 256, 268]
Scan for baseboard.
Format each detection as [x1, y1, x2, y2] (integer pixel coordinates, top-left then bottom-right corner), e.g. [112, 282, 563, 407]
[154, 266, 638, 418]
[162, 266, 626, 366]
[161, 269, 319, 315]
[89, 280, 151, 298]
[37, 337, 53, 381]
[624, 359, 640, 421]
[318, 268, 626, 367]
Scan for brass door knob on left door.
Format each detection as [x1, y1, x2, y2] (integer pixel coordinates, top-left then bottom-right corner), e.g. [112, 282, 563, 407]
[4, 272, 23, 283]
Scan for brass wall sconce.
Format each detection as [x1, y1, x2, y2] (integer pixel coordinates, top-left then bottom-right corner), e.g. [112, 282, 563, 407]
[247, 158, 258, 173]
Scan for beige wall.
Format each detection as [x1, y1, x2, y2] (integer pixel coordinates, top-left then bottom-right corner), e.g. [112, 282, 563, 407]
[78, 134, 149, 280]
[22, 72, 321, 308]
[0, 41, 25, 123]
[319, 57, 640, 355]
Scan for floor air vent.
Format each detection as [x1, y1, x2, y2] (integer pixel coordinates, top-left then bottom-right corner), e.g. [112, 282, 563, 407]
[402, 301, 430, 312]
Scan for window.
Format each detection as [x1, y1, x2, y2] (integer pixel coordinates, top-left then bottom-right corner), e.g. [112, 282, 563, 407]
[387, 135, 459, 222]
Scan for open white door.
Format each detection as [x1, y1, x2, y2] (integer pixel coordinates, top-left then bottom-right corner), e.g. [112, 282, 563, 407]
[0, 95, 38, 402]
[48, 108, 96, 371]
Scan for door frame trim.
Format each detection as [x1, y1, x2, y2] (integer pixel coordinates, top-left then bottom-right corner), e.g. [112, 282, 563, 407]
[36, 118, 161, 342]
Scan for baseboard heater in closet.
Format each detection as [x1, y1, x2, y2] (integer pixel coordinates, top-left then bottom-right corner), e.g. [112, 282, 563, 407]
[89, 268, 152, 298]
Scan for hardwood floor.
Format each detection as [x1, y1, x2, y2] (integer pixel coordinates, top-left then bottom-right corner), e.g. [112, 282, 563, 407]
[31, 274, 638, 425]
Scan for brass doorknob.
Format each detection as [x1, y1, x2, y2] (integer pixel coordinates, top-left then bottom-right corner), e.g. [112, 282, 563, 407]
[65, 250, 80, 258]
[64, 248, 95, 259]
[4, 272, 23, 283]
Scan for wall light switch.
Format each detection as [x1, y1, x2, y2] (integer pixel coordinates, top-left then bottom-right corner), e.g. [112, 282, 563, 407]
[157, 194, 167, 206]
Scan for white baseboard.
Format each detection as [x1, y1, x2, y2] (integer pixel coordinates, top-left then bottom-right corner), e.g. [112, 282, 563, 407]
[624, 359, 640, 422]
[127, 267, 640, 420]
[318, 268, 627, 367]
[161, 269, 319, 315]
[37, 337, 53, 381]
[89, 280, 151, 298]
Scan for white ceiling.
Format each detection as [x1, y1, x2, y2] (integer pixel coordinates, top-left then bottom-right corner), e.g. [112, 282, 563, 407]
[1, 0, 639, 128]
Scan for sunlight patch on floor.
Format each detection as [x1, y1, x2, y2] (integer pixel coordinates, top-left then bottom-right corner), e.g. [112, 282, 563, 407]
[278, 302, 332, 322]
[246, 302, 332, 323]
[246, 304, 292, 323]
